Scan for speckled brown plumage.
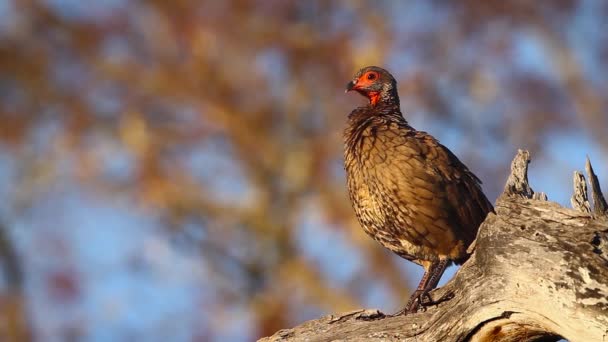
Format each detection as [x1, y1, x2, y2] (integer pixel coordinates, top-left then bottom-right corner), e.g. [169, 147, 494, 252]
[344, 66, 494, 314]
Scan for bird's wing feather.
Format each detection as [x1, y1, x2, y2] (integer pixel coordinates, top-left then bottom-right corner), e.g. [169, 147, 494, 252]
[366, 124, 493, 257]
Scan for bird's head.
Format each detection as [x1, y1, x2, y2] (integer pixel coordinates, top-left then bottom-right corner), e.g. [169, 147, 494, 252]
[345, 66, 399, 107]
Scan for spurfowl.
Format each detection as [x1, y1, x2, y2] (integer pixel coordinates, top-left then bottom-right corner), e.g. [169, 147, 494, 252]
[343, 66, 494, 314]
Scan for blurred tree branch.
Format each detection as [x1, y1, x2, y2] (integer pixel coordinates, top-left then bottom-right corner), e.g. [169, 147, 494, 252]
[0, 222, 30, 341]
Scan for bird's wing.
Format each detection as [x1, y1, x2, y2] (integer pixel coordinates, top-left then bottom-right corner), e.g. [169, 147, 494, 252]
[367, 124, 493, 258]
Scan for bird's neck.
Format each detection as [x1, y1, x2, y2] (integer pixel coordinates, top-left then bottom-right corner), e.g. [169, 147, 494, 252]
[361, 101, 405, 122]
[374, 90, 400, 108]
[344, 104, 409, 162]
[346, 102, 409, 138]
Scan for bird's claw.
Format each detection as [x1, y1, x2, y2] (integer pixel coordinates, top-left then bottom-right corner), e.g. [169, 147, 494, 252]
[422, 290, 454, 306]
[392, 289, 455, 316]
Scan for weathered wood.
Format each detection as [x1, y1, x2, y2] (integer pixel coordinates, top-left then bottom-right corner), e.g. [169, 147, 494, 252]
[571, 171, 591, 214]
[260, 151, 608, 342]
[586, 157, 608, 216]
[501, 149, 546, 201]
[502, 149, 534, 199]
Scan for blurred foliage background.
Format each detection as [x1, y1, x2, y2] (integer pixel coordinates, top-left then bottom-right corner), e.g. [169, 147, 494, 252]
[0, 0, 606, 341]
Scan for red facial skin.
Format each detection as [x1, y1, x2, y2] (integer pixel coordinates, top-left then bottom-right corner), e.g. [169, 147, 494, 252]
[347, 71, 381, 106]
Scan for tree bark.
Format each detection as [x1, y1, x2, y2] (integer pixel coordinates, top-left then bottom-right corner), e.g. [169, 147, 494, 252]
[260, 150, 608, 342]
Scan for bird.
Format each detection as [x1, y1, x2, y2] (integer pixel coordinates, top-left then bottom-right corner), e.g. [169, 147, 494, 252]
[343, 66, 494, 314]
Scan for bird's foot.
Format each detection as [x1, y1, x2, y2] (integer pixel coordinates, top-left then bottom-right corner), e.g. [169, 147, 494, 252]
[391, 289, 455, 316]
[389, 308, 408, 317]
[391, 289, 427, 316]
[420, 290, 454, 306]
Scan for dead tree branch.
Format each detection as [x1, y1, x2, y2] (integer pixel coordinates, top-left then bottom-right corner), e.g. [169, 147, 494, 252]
[260, 150, 608, 342]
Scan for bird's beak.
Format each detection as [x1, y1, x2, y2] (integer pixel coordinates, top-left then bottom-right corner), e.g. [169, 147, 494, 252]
[345, 79, 357, 93]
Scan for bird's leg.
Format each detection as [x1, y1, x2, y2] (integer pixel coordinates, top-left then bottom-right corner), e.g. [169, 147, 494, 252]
[418, 259, 450, 306]
[393, 259, 449, 315]
[392, 265, 433, 316]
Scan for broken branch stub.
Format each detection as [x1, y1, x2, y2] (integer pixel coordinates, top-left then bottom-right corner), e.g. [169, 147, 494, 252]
[586, 156, 608, 216]
[502, 149, 546, 200]
[571, 171, 591, 214]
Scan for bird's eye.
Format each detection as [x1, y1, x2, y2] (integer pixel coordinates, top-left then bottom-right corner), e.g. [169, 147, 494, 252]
[367, 72, 377, 80]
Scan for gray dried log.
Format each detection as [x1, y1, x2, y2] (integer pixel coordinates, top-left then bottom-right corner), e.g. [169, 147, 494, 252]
[571, 171, 591, 213]
[260, 151, 608, 342]
[586, 157, 608, 216]
[502, 149, 534, 198]
[502, 149, 546, 201]
[261, 198, 608, 342]
[532, 192, 548, 201]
